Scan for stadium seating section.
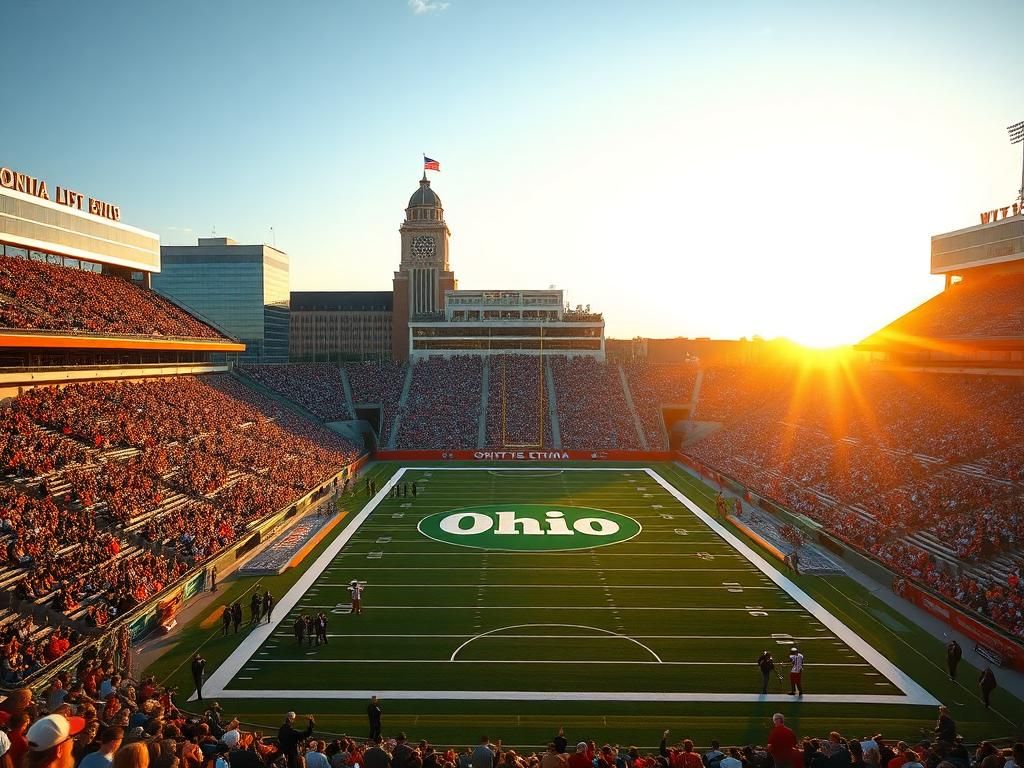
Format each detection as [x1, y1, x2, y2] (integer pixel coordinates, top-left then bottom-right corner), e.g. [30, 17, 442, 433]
[397, 355, 482, 449]
[624, 361, 697, 446]
[345, 361, 407, 446]
[551, 356, 642, 450]
[486, 355, 552, 448]
[240, 363, 353, 421]
[870, 271, 1024, 340]
[0, 375, 359, 681]
[687, 367, 1024, 637]
[0, 254, 226, 339]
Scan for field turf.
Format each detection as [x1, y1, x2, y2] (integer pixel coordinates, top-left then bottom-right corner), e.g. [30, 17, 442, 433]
[145, 462, 1023, 747]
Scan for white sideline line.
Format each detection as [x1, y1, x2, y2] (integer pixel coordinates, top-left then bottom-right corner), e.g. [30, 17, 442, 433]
[203, 689, 908, 704]
[326, 567, 754, 572]
[197, 466, 939, 706]
[245, 659, 870, 667]
[315, 633, 838, 640]
[641, 467, 939, 706]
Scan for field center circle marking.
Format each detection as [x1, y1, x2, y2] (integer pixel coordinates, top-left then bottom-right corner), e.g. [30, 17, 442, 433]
[448, 623, 663, 663]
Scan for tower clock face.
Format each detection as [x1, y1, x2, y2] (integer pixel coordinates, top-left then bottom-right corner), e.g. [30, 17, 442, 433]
[411, 235, 436, 258]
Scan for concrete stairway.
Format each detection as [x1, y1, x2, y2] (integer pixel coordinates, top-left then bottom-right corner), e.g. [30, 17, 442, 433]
[688, 368, 705, 418]
[478, 358, 490, 448]
[618, 363, 649, 450]
[339, 366, 356, 419]
[544, 358, 562, 449]
[388, 363, 414, 449]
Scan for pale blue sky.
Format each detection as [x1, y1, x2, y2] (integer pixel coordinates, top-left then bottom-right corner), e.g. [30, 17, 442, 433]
[4, 0, 1023, 344]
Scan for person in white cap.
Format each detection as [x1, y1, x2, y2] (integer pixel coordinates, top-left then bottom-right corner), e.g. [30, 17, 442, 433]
[221, 720, 243, 749]
[25, 713, 86, 768]
[788, 646, 805, 696]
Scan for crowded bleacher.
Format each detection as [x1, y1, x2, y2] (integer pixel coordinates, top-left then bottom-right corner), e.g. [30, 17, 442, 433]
[550, 357, 641, 450]
[0, 254, 226, 340]
[397, 356, 482, 449]
[486, 355, 552, 448]
[0, 374, 361, 679]
[685, 368, 1024, 637]
[869, 271, 1024, 341]
[1, 684, 1021, 768]
[624, 362, 698, 448]
[239, 365, 352, 422]
[345, 362, 407, 447]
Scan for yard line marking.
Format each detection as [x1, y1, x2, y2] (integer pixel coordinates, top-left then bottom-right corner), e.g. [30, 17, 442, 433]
[313, 583, 778, 589]
[331, 567, 755, 572]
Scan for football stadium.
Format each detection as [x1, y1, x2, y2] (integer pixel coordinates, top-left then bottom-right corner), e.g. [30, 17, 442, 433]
[3, 5, 1024, 768]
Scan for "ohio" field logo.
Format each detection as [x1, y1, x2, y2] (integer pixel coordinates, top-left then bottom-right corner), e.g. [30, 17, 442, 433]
[417, 504, 642, 551]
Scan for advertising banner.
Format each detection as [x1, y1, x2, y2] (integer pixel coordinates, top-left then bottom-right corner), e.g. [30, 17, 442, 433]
[375, 449, 675, 462]
[894, 580, 1024, 671]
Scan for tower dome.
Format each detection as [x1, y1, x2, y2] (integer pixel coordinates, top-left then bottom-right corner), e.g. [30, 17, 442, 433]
[408, 174, 441, 208]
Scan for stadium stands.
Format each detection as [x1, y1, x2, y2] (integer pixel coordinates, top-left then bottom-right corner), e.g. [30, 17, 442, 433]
[870, 271, 1024, 341]
[10, 689, 1021, 768]
[0, 375, 361, 663]
[685, 367, 1024, 637]
[0, 253, 226, 339]
[239, 364, 352, 422]
[624, 361, 698, 448]
[345, 361, 407, 445]
[486, 355, 552, 448]
[397, 356, 483, 449]
[550, 356, 642, 450]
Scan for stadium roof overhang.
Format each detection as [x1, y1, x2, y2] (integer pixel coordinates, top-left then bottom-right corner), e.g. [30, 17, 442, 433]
[0, 330, 246, 353]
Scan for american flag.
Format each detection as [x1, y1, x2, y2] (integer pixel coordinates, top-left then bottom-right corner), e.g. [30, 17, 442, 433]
[423, 155, 440, 171]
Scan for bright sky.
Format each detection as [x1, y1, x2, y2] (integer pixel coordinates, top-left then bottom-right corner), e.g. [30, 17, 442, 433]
[5, 1, 1023, 346]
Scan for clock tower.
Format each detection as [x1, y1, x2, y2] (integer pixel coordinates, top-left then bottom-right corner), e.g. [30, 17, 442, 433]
[392, 174, 457, 360]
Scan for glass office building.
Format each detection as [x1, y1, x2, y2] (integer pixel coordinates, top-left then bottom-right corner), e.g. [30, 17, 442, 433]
[154, 237, 289, 363]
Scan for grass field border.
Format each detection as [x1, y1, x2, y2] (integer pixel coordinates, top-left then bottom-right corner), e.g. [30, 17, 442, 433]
[193, 466, 939, 707]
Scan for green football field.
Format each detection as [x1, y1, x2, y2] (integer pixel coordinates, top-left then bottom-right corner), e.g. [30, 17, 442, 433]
[149, 462, 1022, 747]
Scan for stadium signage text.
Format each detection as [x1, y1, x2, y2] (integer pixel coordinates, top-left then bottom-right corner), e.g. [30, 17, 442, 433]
[417, 504, 642, 551]
[979, 202, 1022, 224]
[472, 450, 571, 460]
[0, 165, 121, 221]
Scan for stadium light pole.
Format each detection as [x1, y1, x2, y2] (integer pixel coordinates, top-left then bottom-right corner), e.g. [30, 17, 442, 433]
[1010, 120, 1024, 204]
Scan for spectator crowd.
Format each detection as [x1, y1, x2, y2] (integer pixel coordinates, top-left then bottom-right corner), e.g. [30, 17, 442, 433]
[0, 375, 362, 683]
[0, 687, 1021, 768]
[397, 357, 482, 450]
[486, 356, 552, 449]
[0, 254, 225, 340]
[685, 368, 1024, 638]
